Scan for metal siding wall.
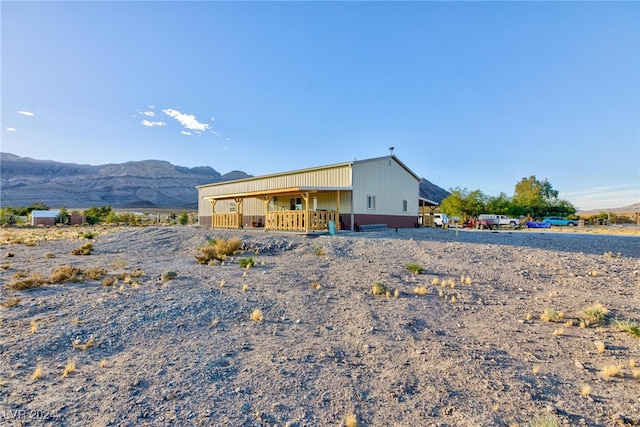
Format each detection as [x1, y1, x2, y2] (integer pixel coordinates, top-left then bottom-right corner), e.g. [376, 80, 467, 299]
[352, 158, 419, 216]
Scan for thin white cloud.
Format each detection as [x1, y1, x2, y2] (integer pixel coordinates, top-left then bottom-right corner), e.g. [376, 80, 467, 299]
[181, 131, 192, 136]
[162, 108, 210, 132]
[6, 128, 16, 132]
[142, 111, 155, 117]
[210, 117, 215, 121]
[18, 111, 34, 117]
[560, 183, 639, 210]
[140, 120, 167, 127]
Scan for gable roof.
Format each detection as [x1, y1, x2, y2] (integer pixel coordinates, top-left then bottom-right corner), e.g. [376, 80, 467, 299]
[197, 155, 421, 189]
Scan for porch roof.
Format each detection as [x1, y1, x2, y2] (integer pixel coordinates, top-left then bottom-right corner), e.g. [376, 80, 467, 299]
[202, 186, 352, 201]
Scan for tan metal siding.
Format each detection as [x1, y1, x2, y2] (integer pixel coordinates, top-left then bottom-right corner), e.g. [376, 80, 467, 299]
[198, 164, 352, 217]
[352, 157, 419, 216]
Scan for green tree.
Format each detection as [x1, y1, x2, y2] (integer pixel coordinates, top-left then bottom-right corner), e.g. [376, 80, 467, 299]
[439, 187, 487, 219]
[179, 211, 189, 225]
[84, 205, 113, 224]
[513, 176, 575, 218]
[485, 192, 515, 216]
[56, 206, 70, 224]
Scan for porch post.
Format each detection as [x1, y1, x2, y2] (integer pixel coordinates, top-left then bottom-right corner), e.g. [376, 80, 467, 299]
[302, 192, 310, 232]
[235, 198, 243, 229]
[209, 199, 217, 227]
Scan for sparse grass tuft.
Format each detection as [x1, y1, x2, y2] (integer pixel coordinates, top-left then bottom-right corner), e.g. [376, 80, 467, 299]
[32, 365, 44, 381]
[594, 341, 606, 353]
[99, 359, 107, 368]
[312, 243, 325, 256]
[161, 271, 178, 282]
[528, 413, 558, 427]
[0, 262, 10, 270]
[345, 413, 358, 427]
[1, 297, 21, 308]
[633, 369, 640, 378]
[43, 252, 55, 259]
[464, 276, 472, 285]
[540, 308, 563, 322]
[71, 242, 94, 255]
[250, 309, 264, 322]
[405, 263, 423, 275]
[432, 277, 439, 285]
[219, 280, 225, 287]
[579, 383, 592, 397]
[532, 365, 541, 375]
[413, 286, 427, 296]
[6, 272, 45, 290]
[242, 284, 249, 292]
[310, 281, 322, 290]
[62, 360, 75, 378]
[30, 319, 38, 334]
[72, 336, 96, 351]
[371, 282, 388, 296]
[552, 328, 564, 336]
[49, 265, 82, 283]
[581, 303, 609, 324]
[612, 318, 640, 338]
[600, 364, 623, 380]
[525, 313, 533, 321]
[82, 232, 95, 239]
[394, 289, 399, 298]
[238, 257, 255, 269]
[196, 237, 243, 265]
[210, 318, 220, 327]
[111, 259, 128, 269]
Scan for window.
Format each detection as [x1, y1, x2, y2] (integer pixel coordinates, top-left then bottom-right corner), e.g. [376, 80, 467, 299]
[403, 199, 409, 212]
[229, 201, 236, 213]
[367, 195, 376, 210]
[289, 197, 302, 210]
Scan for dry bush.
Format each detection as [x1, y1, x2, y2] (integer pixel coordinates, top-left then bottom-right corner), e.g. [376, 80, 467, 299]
[161, 271, 177, 282]
[413, 286, 427, 295]
[0, 263, 10, 270]
[111, 259, 128, 269]
[594, 341, 606, 353]
[71, 242, 94, 255]
[195, 237, 243, 265]
[612, 319, 640, 338]
[0, 297, 21, 308]
[49, 265, 82, 284]
[345, 413, 358, 427]
[102, 276, 117, 287]
[581, 303, 609, 324]
[394, 289, 400, 298]
[6, 273, 45, 290]
[312, 243, 325, 256]
[600, 365, 623, 380]
[72, 336, 96, 351]
[30, 319, 38, 334]
[541, 308, 563, 322]
[32, 365, 44, 381]
[131, 268, 145, 277]
[84, 267, 107, 280]
[239, 257, 255, 269]
[62, 360, 75, 378]
[250, 309, 264, 322]
[43, 252, 56, 259]
[579, 384, 592, 397]
[371, 282, 388, 296]
[310, 281, 322, 290]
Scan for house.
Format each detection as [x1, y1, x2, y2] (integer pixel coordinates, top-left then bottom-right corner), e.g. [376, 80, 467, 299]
[31, 210, 59, 226]
[196, 155, 423, 232]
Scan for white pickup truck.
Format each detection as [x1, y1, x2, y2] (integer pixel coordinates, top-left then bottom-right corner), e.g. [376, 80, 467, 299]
[478, 214, 520, 229]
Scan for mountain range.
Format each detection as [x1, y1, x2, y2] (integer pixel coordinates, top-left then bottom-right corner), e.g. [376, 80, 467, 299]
[0, 153, 450, 210]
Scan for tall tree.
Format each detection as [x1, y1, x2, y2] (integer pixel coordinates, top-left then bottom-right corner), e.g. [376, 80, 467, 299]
[513, 176, 574, 218]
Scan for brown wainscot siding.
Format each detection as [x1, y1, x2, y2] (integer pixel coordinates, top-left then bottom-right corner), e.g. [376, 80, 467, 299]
[353, 214, 418, 229]
[199, 216, 212, 226]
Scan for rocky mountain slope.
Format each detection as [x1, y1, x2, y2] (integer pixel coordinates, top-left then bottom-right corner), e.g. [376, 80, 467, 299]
[0, 153, 450, 209]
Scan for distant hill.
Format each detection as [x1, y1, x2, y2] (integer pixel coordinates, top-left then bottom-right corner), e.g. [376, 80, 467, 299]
[419, 178, 450, 204]
[577, 203, 640, 216]
[0, 153, 451, 210]
[0, 153, 251, 209]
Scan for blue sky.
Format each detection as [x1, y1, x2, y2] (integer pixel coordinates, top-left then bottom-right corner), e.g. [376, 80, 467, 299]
[1, 1, 638, 211]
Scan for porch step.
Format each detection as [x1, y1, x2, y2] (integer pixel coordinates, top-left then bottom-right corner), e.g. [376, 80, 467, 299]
[358, 224, 388, 232]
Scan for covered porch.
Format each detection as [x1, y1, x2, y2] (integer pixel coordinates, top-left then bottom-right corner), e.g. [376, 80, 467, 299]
[203, 186, 347, 233]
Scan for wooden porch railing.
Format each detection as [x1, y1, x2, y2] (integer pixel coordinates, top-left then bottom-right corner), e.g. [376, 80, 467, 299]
[212, 212, 243, 229]
[265, 210, 339, 232]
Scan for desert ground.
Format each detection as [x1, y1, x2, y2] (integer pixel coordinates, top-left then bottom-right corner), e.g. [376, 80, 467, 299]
[0, 224, 639, 427]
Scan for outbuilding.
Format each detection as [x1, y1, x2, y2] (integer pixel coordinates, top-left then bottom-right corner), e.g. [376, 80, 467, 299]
[197, 155, 422, 232]
[30, 210, 59, 226]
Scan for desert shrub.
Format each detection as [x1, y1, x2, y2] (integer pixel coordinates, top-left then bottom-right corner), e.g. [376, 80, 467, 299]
[6, 273, 45, 290]
[312, 243, 325, 256]
[102, 276, 117, 286]
[43, 252, 56, 259]
[84, 267, 107, 280]
[195, 237, 243, 265]
[529, 413, 559, 427]
[250, 309, 264, 322]
[581, 303, 609, 324]
[613, 319, 640, 338]
[3, 252, 14, 258]
[71, 242, 93, 255]
[371, 282, 388, 296]
[131, 268, 145, 277]
[405, 263, 423, 275]
[1, 263, 10, 270]
[161, 271, 178, 282]
[49, 265, 82, 283]
[238, 257, 256, 268]
[1, 297, 21, 307]
[540, 308, 563, 322]
[82, 232, 95, 239]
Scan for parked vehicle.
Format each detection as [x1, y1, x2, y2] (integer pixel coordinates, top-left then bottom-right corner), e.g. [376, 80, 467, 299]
[433, 213, 449, 227]
[462, 217, 492, 229]
[478, 214, 520, 229]
[543, 216, 578, 227]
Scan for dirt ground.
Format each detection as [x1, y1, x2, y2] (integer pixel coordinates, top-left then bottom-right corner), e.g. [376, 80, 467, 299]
[0, 225, 639, 427]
